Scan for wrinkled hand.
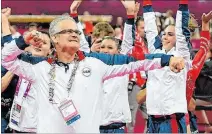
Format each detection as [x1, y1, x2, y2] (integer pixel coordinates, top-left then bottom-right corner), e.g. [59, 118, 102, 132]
[169, 57, 185, 73]
[120, 0, 135, 15]
[202, 11, 212, 31]
[1, 7, 11, 19]
[91, 38, 102, 52]
[70, 0, 82, 14]
[24, 30, 44, 47]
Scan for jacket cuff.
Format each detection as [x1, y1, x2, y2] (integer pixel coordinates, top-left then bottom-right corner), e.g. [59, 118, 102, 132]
[179, 4, 188, 11]
[161, 55, 172, 67]
[15, 36, 29, 50]
[70, 13, 79, 23]
[126, 18, 134, 25]
[143, 5, 154, 13]
[2, 34, 13, 43]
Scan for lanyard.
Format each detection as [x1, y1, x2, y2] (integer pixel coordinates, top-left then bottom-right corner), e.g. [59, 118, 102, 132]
[48, 60, 79, 103]
[15, 77, 31, 98]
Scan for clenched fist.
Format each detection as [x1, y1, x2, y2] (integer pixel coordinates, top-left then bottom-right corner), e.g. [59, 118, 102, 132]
[169, 57, 185, 73]
[24, 30, 44, 47]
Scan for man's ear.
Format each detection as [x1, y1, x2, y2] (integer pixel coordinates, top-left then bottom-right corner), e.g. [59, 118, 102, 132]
[51, 35, 57, 43]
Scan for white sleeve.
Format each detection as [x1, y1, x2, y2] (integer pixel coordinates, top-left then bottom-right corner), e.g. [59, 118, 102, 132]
[1, 40, 36, 82]
[77, 22, 90, 53]
[120, 19, 135, 55]
[175, 5, 191, 61]
[143, 6, 163, 54]
[102, 58, 162, 81]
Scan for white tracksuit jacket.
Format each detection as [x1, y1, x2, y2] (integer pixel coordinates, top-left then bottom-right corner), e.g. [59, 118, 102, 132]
[143, 5, 192, 115]
[2, 38, 167, 133]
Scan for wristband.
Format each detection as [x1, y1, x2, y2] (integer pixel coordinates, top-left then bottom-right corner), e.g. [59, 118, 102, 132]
[70, 13, 78, 18]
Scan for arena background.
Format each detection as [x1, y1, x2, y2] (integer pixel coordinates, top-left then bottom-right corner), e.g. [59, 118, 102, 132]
[2, 0, 212, 24]
[1, 0, 212, 133]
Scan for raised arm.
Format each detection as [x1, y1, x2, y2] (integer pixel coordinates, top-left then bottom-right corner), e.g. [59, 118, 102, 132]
[186, 11, 212, 104]
[70, 0, 90, 53]
[175, 0, 191, 60]
[2, 39, 37, 82]
[120, 0, 136, 54]
[102, 55, 185, 81]
[2, 8, 12, 37]
[1, 8, 12, 48]
[143, 0, 162, 53]
[1, 9, 39, 82]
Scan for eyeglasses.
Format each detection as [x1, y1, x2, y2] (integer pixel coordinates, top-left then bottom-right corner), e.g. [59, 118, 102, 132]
[56, 29, 81, 35]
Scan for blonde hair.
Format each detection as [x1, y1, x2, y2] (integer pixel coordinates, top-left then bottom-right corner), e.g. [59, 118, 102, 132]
[92, 22, 114, 38]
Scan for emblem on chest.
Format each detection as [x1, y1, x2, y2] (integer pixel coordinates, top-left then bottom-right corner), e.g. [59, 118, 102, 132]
[82, 67, 91, 77]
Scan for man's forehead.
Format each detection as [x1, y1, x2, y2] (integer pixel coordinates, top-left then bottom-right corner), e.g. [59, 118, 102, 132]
[57, 20, 77, 30]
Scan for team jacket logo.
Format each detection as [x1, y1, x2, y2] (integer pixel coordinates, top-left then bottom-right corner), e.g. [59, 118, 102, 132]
[82, 67, 91, 77]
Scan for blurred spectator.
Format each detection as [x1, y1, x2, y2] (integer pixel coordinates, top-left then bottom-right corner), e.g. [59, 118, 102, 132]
[191, 28, 201, 39]
[9, 24, 21, 38]
[189, 14, 200, 39]
[116, 16, 124, 30]
[62, 12, 69, 16]
[23, 22, 38, 36]
[41, 12, 48, 15]
[82, 11, 93, 36]
[28, 22, 38, 32]
[90, 22, 114, 52]
[114, 26, 122, 40]
[163, 9, 175, 29]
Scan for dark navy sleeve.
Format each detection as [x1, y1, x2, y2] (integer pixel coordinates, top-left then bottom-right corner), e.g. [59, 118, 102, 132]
[83, 52, 171, 67]
[15, 36, 29, 50]
[84, 52, 136, 65]
[1, 65, 8, 77]
[2, 35, 28, 50]
[2, 34, 13, 47]
[145, 53, 172, 67]
[20, 53, 47, 65]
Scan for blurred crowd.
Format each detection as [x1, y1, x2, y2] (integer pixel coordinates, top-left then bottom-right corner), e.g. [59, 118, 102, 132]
[9, 8, 212, 41]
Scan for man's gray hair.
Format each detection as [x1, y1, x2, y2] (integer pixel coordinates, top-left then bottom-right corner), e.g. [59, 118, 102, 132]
[49, 15, 76, 36]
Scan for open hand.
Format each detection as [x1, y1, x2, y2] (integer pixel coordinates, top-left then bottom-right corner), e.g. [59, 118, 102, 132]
[202, 11, 212, 24]
[70, 0, 82, 14]
[202, 11, 212, 31]
[120, 0, 135, 15]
